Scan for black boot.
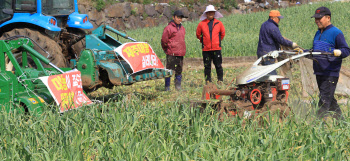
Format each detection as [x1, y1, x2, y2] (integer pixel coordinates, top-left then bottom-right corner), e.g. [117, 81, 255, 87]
[175, 75, 182, 91]
[165, 77, 171, 91]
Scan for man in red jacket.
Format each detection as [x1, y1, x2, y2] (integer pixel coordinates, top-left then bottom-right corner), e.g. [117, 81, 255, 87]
[196, 5, 225, 84]
[161, 10, 186, 91]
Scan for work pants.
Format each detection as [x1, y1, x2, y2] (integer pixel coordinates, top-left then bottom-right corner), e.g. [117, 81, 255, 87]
[202, 50, 223, 82]
[316, 75, 342, 119]
[166, 55, 183, 76]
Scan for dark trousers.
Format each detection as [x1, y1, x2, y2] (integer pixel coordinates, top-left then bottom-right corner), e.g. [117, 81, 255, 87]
[316, 75, 342, 119]
[203, 50, 223, 82]
[166, 55, 183, 76]
[261, 56, 277, 75]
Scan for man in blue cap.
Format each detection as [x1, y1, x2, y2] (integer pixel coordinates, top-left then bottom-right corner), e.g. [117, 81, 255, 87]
[310, 6, 350, 120]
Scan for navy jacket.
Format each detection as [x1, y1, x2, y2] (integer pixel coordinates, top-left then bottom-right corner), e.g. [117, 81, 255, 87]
[312, 24, 350, 77]
[257, 19, 293, 58]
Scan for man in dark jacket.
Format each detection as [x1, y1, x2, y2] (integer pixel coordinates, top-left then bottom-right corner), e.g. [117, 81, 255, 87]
[161, 10, 186, 91]
[196, 5, 225, 84]
[257, 10, 298, 75]
[310, 7, 350, 120]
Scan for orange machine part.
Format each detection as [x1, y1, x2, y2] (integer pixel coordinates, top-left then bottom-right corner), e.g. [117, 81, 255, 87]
[271, 88, 277, 101]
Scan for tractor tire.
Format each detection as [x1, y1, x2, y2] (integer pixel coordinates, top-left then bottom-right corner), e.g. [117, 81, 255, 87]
[0, 28, 67, 68]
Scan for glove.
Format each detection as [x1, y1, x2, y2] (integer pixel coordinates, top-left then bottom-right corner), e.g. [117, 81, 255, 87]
[334, 49, 341, 57]
[293, 47, 303, 53]
[292, 42, 299, 48]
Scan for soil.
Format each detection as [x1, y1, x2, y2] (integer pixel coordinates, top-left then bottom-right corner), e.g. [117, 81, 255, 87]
[182, 56, 256, 70]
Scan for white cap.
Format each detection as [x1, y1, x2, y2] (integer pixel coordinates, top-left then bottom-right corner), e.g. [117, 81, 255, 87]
[200, 5, 224, 21]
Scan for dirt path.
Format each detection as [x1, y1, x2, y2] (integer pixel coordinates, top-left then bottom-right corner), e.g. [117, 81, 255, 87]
[182, 56, 256, 70]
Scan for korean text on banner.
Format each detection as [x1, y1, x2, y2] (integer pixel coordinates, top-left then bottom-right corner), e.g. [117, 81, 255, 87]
[39, 70, 93, 113]
[114, 42, 164, 73]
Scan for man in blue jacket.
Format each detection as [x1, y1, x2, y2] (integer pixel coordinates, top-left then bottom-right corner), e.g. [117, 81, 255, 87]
[257, 10, 298, 75]
[311, 7, 350, 120]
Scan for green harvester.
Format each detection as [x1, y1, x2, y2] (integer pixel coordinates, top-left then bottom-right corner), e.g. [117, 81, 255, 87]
[0, 38, 67, 113]
[0, 26, 172, 114]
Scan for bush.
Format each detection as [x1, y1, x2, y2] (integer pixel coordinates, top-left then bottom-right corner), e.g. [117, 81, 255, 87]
[223, 0, 237, 9]
[131, 7, 138, 16]
[143, 0, 152, 5]
[93, 0, 105, 11]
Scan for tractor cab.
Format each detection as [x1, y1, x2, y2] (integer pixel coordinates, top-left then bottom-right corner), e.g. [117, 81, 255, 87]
[0, 0, 13, 24]
[0, 0, 92, 33]
[41, 0, 75, 16]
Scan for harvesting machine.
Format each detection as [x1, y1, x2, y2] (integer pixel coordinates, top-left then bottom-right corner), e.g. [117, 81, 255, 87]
[0, 38, 68, 113]
[200, 50, 331, 120]
[0, 0, 172, 92]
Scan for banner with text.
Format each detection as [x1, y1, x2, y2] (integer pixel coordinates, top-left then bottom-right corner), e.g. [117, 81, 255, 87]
[39, 70, 93, 113]
[114, 42, 164, 73]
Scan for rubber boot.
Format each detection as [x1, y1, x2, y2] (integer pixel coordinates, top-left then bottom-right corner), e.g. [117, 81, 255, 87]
[165, 77, 171, 91]
[175, 75, 182, 91]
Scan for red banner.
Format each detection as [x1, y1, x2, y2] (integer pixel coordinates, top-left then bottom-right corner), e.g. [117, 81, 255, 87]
[114, 42, 164, 73]
[39, 70, 93, 113]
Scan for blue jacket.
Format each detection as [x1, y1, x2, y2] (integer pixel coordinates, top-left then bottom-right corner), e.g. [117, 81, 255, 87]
[312, 24, 350, 77]
[257, 19, 293, 58]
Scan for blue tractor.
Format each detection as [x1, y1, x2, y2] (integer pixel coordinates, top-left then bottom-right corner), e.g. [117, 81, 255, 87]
[0, 0, 93, 67]
[0, 0, 173, 92]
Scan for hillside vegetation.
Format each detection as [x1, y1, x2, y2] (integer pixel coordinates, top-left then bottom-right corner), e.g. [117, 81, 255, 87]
[124, 2, 350, 58]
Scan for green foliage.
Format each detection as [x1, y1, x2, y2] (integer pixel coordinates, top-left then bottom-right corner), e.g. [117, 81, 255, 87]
[142, 13, 148, 19]
[128, 0, 142, 2]
[1, 66, 350, 160]
[131, 7, 138, 16]
[168, 1, 176, 6]
[2, 2, 350, 160]
[199, 0, 207, 4]
[142, 0, 152, 5]
[124, 2, 350, 58]
[223, 0, 237, 9]
[93, 0, 105, 11]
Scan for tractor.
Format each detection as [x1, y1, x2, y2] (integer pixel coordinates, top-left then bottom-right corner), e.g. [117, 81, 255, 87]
[0, 0, 172, 92]
[0, 0, 92, 67]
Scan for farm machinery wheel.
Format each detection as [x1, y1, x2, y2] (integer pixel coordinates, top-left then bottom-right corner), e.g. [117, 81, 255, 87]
[0, 28, 67, 69]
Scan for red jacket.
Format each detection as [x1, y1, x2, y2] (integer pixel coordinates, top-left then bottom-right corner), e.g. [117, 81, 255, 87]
[196, 18, 225, 51]
[161, 21, 186, 56]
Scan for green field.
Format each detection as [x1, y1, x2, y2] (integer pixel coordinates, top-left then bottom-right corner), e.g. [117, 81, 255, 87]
[125, 2, 350, 58]
[2, 2, 350, 160]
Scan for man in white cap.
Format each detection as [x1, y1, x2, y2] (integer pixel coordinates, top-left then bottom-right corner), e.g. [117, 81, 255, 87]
[196, 5, 225, 84]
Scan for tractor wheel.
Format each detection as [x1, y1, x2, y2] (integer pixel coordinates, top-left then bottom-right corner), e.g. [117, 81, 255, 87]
[0, 28, 67, 69]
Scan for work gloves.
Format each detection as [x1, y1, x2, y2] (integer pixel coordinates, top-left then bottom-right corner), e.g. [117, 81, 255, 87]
[291, 42, 303, 53]
[334, 49, 341, 57]
[294, 48, 303, 53]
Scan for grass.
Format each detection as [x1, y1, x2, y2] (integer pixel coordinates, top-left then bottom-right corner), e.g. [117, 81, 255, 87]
[2, 64, 350, 160]
[123, 1, 350, 58]
[2, 1, 350, 160]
